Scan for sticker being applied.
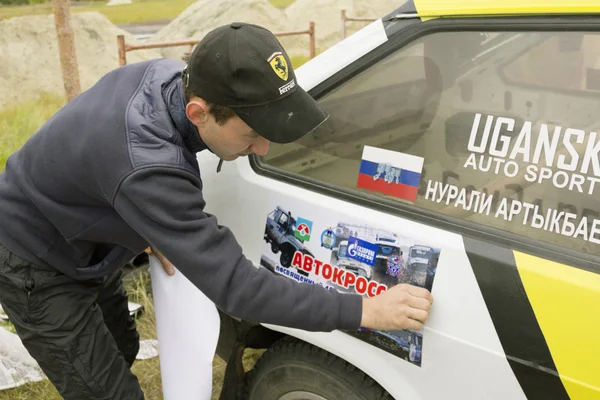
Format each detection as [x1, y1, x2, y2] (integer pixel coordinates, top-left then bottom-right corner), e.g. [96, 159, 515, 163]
[357, 146, 424, 202]
[261, 203, 442, 367]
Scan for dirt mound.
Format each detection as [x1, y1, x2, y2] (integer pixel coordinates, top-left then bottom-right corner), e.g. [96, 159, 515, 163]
[283, 0, 399, 54]
[154, 0, 401, 62]
[153, 0, 288, 61]
[0, 12, 162, 109]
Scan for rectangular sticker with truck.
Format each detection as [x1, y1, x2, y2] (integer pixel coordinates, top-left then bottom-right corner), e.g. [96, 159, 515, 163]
[261, 202, 441, 367]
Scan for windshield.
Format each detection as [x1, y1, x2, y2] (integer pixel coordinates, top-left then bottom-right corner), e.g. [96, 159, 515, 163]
[377, 244, 399, 256]
[410, 248, 431, 260]
[278, 213, 289, 226]
[339, 244, 348, 258]
[412, 334, 423, 346]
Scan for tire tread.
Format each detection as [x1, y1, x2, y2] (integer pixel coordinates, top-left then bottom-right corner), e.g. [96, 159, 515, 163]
[244, 336, 392, 400]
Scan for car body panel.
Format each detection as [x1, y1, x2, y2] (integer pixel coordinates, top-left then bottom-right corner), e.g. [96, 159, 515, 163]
[199, 152, 527, 399]
[196, 3, 600, 399]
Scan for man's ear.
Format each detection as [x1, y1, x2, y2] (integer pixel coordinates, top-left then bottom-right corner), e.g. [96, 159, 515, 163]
[186, 99, 211, 126]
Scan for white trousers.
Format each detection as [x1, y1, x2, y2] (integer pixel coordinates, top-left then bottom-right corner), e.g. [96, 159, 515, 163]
[150, 256, 221, 400]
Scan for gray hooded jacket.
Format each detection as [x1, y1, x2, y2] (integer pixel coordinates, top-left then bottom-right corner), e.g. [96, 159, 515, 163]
[0, 58, 362, 332]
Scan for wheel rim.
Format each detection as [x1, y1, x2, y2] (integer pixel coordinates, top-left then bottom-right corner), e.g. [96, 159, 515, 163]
[279, 392, 329, 400]
[281, 251, 291, 266]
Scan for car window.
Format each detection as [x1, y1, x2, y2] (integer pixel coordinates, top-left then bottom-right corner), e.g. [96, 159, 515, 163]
[411, 248, 429, 258]
[502, 33, 600, 92]
[339, 243, 348, 258]
[278, 213, 289, 228]
[259, 30, 600, 257]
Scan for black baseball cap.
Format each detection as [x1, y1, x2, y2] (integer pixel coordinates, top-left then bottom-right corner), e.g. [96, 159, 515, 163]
[182, 22, 329, 144]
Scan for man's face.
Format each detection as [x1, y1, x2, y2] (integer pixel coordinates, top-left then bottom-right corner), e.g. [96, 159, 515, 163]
[187, 99, 270, 161]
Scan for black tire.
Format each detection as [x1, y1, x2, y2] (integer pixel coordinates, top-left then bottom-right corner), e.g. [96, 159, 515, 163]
[245, 337, 391, 400]
[280, 249, 293, 268]
[271, 243, 280, 254]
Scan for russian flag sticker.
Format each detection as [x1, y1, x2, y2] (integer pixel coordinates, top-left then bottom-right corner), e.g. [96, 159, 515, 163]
[356, 146, 424, 202]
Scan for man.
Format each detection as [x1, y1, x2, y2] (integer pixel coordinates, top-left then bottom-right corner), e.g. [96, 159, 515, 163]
[0, 22, 433, 399]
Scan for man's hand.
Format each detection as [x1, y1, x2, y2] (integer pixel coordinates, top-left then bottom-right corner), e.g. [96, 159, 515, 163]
[145, 247, 175, 276]
[360, 284, 434, 331]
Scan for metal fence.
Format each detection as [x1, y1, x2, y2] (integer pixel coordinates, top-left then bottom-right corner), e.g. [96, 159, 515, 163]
[340, 9, 376, 40]
[117, 21, 316, 67]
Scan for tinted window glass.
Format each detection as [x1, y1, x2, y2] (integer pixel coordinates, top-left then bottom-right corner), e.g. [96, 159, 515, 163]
[259, 31, 600, 256]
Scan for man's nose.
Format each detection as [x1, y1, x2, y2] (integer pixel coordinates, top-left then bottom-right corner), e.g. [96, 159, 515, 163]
[252, 137, 270, 156]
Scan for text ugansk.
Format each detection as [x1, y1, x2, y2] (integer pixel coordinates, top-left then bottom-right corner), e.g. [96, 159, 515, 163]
[466, 113, 600, 195]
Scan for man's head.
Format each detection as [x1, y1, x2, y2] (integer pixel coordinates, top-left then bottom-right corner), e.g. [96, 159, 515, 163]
[181, 22, 329, 161]
[183, 92, 270, 161]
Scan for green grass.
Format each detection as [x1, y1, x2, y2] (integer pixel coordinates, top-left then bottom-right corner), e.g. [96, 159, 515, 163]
[0, 1, 52, 21]
[0, 0, 295, 24]
[0, 92, 66, 172]
[290, 54, 311, 69]
[74, 0, 196, 25]
[0, 0, 196, 24]
[268, 0, 295, 9]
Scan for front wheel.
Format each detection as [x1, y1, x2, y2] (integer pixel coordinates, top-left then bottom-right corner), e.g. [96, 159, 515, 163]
[280, 250, 293, 268]
[271, 243, 280, 254]
[245, 337, 391, 400]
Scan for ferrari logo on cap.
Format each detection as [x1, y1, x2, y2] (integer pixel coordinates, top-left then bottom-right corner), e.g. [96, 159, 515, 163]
[268, 52, 288, 81]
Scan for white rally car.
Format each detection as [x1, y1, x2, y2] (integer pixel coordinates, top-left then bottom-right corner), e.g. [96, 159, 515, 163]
[193, 1, 600, 399]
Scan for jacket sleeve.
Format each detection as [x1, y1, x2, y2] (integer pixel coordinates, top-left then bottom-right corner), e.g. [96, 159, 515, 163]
[113, 166, 363, 332]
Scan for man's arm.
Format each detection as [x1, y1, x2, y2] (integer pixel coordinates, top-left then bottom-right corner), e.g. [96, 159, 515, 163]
[113, 167, 363, 332]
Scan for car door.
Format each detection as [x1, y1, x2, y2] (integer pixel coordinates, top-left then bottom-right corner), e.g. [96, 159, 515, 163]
[197, 9, 600, 400]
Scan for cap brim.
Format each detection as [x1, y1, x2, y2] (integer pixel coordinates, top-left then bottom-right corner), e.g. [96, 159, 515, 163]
[230, 86, 329, 144]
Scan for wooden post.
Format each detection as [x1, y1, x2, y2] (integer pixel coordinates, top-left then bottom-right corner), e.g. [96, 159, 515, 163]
[53, 0, 81, 101]
[309, 21, 315, 59]
[341, 9, 347, 40]
[117, 35, 127, 66]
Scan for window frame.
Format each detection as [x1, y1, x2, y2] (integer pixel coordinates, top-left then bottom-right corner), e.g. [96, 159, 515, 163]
[250, 15, 600, 275]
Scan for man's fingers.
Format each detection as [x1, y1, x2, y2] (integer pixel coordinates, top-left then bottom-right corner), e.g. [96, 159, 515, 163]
[155, 252, 175, 276]
[406, 284, 434, 304]
[406, 294, 432, 312]
[407, 307, 429, 324]
[403, 318, 424, 331]
[163, 260, 175, 275]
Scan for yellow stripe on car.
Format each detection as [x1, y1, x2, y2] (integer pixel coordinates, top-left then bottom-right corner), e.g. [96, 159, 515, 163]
[412, 0, 600, 21]
[514, 251, 600, 399]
